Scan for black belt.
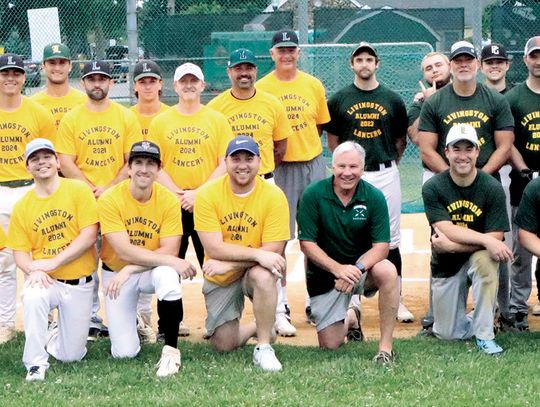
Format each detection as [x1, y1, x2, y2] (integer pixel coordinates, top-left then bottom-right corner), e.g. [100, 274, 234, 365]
[365, 160, 393, 172]
[57, 275, 92, 286]
[0, 179, 34, 188]
[261, 172, 274, 179]
[102, 263, 113, 272]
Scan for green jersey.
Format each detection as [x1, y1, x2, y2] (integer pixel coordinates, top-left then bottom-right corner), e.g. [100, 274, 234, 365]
[323, 83, 407, 169]
[407, 100, 422, 127]
[506, 82, 540, 205]
[418, 83, 514, 168]
[515, 177, 540, 236]
[297, 176, 390, 296]
[422, 170, 509, 278]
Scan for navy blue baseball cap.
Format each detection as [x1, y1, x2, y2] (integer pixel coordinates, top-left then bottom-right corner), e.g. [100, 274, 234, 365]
[226, 136, 260, 156]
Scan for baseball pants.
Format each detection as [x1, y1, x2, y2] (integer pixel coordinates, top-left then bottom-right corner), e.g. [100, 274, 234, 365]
[102, 266, 182, 358]
[0, 184, 34, 328]
[22, 277, 93, 370]
[510, 206, 533, 315]
[432, 250, 499, 341]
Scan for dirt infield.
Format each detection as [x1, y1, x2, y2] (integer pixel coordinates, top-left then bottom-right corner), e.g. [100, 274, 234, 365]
[13, 213, 540, 346]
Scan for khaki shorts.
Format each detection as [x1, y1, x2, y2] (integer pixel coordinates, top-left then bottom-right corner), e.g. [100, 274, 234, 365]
[310, 272, 377, 332]
[202, 274, 254, 337]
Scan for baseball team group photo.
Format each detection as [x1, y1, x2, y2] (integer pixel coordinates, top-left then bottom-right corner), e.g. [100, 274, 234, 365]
[1, 1, 540, 405]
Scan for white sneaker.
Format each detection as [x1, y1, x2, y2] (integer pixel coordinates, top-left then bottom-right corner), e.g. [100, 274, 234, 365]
[26, 365, 46, 382]
[253, 344, 282, 372]
[0, 325, 15, 344]
[156, 345, 181, 377]
[178, 321, 190, 337]
[274, 312, 296, 337]
[397, 302, 415, 323]
[532, 302, 540, 316]
[137, 313, 156, 344]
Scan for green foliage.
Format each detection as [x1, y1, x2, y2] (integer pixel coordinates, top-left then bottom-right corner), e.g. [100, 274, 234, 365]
[1, 332, 539, 406]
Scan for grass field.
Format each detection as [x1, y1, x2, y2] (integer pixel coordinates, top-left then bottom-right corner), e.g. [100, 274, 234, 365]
[1, 331, 539, 406]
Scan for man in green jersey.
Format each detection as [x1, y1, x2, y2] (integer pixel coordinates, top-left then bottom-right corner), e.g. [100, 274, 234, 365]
[297, 141, 399, 365]
[422, 124, 512, 355]
[506, 36, 540, 327]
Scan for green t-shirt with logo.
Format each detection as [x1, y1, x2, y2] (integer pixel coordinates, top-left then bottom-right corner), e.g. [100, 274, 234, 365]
[515, 177, 540, 236]
[297, 176, 390, 297]
[323, 83, 407, 168]
[418, 83, 514, 168]
[422, 170, 509, 278]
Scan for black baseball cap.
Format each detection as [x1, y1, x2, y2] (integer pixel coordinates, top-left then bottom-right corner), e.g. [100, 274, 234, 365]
[481, 43, 508, 62]
[272, 30, 299, 48]
[81, 60, 112, 79]
[133, 60, 162, 81]
[129, 141, 161, 165]
[450, 41, 477, 60]
[0, 53, 25, 73]
[350, 42, 378, 60]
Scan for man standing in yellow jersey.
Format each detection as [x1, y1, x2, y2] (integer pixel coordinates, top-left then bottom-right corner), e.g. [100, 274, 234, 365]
[56, 60, 141, 340]
[129, 59, 169, 341]
[258, 30, 331, 333]
[208, 48, 291, 180]
[148, 63, 233, 339]
[98, 141, 196, 377]
[130, 59, 169, 140]
[30, 43, 87, 129]
[8, 138, 99, 381]
[195, 136, 289, 372]
[0, 53, 56, 344]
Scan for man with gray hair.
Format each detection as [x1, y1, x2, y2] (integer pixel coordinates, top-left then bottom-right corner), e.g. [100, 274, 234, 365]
[297, 141, 399, 364]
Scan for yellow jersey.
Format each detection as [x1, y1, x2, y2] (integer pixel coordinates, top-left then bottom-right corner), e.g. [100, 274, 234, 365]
[30, 87, 87, 129]
[130, 102, 169, 140]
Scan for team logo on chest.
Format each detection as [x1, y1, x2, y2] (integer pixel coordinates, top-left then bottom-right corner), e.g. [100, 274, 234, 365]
[352, 204, 367, 221]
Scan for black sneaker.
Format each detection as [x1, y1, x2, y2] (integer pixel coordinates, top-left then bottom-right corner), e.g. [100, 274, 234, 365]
[497, 314, 517, 333]
[346, 305, 364, 342]
[87, 327, 100, 342]
[305, 306, 316, 326]
[156, 332, 165, 343]
[373, 350, 395, 366]
[515, 312, 529, 332]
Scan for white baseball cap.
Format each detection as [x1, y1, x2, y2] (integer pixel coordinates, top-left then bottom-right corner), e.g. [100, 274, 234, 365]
[446, 124, 479, 147]
[174, 62, 204, 82]
[25, 138, 56, 162]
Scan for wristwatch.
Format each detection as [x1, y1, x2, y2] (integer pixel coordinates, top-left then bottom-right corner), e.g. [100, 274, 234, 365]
[355, 261, 366, 273]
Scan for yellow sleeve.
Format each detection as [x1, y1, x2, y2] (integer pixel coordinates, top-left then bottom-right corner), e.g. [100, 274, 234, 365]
[159, 189, 183, 237]
[0, 227, 6, 250]
[75, 182, 99, 228]
[56, 112, 77, 155]
[97, 190, 126, 235]
[194, 182, 223, 233]
[7, 200, 31, 252]
[262, 188, 290, 243]
[124, 109, 143, 153]
[272, 99, 293, 142]
[37, 104, 57, 144]
[315, 80, 331, 125]
[217, 113, 234, 156]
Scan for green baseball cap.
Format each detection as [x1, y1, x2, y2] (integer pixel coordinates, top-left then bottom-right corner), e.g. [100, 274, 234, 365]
[228, 48, 257, 68]
[43, 43, 71, 62]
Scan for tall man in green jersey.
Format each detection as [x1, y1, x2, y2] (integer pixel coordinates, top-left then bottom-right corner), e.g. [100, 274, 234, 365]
[506, 36, 540, 326]
[418, 40, 514, 178]
[297, 141, 399, 364]
[422, 124, 512, 355]
[323, 42, 413, 323]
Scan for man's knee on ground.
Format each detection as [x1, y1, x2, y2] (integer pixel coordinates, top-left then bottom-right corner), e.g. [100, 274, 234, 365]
[210, 321, 240, 352]
[112, 343, 139, 359]
[317, 323, 345, 350]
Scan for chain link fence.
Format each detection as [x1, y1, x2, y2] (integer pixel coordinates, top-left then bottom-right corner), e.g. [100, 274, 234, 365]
[0, 1, 537, 212]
